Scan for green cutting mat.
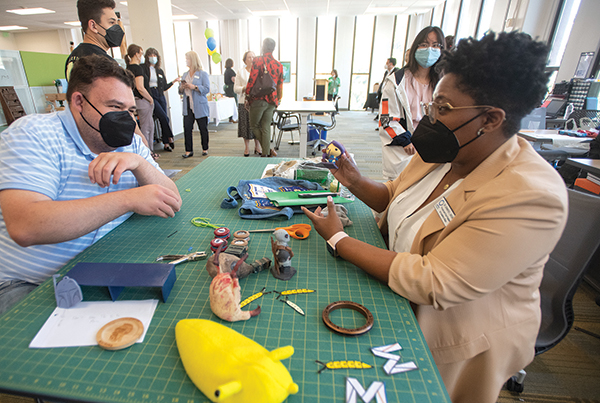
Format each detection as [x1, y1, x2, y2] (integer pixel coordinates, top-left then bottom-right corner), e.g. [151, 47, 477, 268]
[0, 157, 450, 403]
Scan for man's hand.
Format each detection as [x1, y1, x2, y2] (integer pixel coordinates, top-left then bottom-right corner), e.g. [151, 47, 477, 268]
[127, 185, 181, 218]
[301, 197, 344, 241]
[88, 152, 144, 187]
[404, 143, 416, 155]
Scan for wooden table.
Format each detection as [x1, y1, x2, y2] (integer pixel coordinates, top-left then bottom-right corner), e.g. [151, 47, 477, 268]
[0, 157, 449, 403]
[277, 101, 336, 158]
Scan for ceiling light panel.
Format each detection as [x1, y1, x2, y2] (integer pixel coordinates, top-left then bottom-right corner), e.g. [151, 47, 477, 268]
[6, 7, 55, 15]
[0, 25, 28, 30]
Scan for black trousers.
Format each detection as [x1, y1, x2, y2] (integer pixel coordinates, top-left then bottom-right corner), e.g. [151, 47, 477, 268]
[183, 102, 209, 152]
[150, 87, 173, 143]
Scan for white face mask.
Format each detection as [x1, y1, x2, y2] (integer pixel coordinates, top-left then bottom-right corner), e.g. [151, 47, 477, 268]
[140, 55, 145, 64]
[149, 56, 158, 65]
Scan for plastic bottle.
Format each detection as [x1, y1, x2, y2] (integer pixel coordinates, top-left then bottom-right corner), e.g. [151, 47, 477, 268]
[563, 103, 574, 119]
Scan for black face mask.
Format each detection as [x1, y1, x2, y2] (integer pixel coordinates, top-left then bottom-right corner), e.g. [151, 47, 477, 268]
[80, 94, 136, 148]
[98, 23, 125, 48]
[411, 111, 488, 163]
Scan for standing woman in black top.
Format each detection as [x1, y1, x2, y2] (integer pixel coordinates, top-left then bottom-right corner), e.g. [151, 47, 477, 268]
[224, 58, 238, 123]
[143, 48, 180, 152]
[125, 44, 157, 158]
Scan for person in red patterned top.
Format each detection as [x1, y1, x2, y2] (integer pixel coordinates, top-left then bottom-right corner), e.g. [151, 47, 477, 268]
[245, 38, 283, 157]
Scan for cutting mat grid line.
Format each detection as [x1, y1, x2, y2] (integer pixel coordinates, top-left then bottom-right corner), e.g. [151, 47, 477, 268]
[0, 157, 449, 403]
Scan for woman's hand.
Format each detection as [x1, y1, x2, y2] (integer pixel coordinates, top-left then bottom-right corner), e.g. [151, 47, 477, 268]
[172, 77, 181, 83]
[301, 197, 344, 241]
[330, 152, 362, 189]
[403, 143, 416, 155]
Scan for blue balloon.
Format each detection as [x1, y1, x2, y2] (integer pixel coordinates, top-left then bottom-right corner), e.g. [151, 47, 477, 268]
[207, 37, 217, 51]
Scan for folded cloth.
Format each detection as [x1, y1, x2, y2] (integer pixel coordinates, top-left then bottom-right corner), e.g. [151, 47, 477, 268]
[221, 177, 321, 220]
[321, 204, 353, 227]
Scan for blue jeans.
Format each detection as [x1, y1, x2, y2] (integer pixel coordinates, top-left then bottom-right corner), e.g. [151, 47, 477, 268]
[0, 280, 37, 316]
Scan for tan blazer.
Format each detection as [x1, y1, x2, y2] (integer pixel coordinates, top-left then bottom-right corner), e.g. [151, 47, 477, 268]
[380, 136, 568, 403]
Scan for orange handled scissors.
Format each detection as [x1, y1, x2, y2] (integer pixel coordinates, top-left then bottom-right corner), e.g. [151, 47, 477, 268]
[248, 224, 312, 240]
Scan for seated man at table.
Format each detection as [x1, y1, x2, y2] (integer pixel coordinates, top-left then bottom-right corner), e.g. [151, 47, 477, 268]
[0, 55, 182, 315]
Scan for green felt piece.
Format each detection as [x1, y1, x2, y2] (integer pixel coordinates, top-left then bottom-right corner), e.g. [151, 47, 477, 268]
[266, 190, 353, 207]
[0, 157, 450, 403]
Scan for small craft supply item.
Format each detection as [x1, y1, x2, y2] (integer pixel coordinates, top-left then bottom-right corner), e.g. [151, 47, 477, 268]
[346, 377, 387, 403]
[271, 229, 296, 281]
[371, 343, 418, 375]
[280, 297, 304, 316]
[227, 239, 249, 258]
[233, 230, 250, 243]
[210, 238, 228, 253]
[275, 289, 315, 299]
[322, 301, 374, 336]
[96, 317, 144, 350]
[53, 274, 82, 308]
[214, 227, 230, 240]
[321, 140, 346, 169]
[210, 254, 261, 322]
[249, 223, 311, 240]
[156, 251, 207, 265]
[206, 242, 271, 280]
[315, 360, 373, 373]
[191, 217, 225, 229]
[176, 319, 298, 403]
[240, 287, 268, 308]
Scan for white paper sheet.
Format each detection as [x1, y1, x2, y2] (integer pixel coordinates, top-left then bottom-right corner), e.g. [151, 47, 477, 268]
[29, 299, 159, 349]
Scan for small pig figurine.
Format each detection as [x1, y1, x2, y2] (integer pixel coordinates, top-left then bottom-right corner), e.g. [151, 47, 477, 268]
[322, 140, 345, 169]
[209, 253, 261, 322]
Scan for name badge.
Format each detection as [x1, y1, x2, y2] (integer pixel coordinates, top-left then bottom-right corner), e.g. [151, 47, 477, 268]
[434, 197, 455, 227]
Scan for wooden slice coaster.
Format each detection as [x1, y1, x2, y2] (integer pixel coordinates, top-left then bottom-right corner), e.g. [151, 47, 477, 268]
[96, 317, 144, 350]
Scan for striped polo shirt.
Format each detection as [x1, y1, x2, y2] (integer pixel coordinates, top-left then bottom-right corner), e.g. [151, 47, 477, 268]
[0, 108, 162, 284]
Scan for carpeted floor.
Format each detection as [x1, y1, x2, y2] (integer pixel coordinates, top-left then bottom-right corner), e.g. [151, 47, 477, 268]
[1, 110, 599, 403]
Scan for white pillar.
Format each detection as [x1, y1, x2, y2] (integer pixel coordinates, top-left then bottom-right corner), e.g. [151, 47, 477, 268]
[126, 0, 183, 136]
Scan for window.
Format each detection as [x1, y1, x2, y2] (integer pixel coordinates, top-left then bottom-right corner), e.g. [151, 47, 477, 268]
[173, 21, 191, 77]
[455, 0, 481, 41]
[547, 0, 582, 68]
[279, 17, 297, 102]
[441, 0, 461, 37]
[207, 20, 222, 75]
[392, 15, 409, 66]
[315, 16, 336, 80]
[349, 15, 374, 110]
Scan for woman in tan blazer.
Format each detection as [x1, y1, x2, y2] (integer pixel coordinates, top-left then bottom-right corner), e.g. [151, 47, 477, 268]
[303, 31, 568, 403]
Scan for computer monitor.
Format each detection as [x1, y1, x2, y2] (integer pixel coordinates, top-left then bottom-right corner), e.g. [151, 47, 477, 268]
[546, 99, 566, 118]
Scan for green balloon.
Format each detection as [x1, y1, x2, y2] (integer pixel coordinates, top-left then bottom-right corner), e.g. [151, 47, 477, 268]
[204, 28, 214, 39]
[212, 52, 222, 64]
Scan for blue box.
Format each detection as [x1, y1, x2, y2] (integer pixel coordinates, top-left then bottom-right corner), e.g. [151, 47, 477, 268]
[586, 97, 599, 110]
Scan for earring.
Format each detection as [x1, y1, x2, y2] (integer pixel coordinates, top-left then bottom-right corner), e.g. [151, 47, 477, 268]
[477, 128, 485, 136]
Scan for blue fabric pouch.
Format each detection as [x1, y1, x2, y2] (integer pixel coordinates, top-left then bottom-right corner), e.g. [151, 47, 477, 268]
[221, 177, 321, 219]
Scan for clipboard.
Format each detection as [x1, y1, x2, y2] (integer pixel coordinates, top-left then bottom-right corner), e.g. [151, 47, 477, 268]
[266, 190, 354, 207]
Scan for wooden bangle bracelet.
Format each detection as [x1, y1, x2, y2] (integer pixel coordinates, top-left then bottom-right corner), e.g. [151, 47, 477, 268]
[322, 301, 374, 336]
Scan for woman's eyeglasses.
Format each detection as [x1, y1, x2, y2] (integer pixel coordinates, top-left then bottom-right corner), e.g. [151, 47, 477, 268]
[417, 42, 443, 49]
[421, 101, 493, 124]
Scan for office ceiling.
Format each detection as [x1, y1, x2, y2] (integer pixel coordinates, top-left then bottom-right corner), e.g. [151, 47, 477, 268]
[0, 0, 443, 32]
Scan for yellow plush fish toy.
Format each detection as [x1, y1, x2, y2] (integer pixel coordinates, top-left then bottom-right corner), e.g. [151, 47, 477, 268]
[175, 319, 299, 403]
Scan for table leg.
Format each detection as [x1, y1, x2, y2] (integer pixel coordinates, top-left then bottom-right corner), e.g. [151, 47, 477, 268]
[299, 112, 307, 159]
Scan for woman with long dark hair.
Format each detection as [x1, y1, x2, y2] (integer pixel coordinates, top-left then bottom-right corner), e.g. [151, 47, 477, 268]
[125, 44, 156, 158]
[378, 26, 446, 180]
